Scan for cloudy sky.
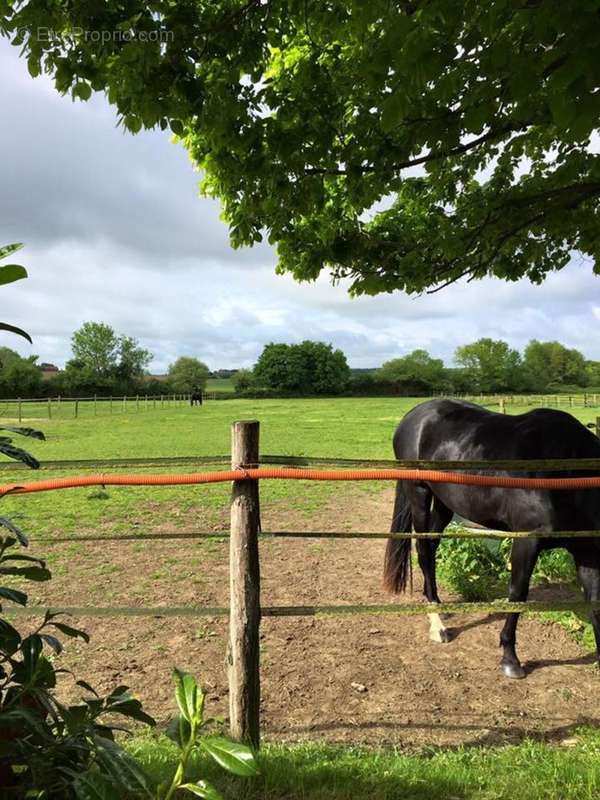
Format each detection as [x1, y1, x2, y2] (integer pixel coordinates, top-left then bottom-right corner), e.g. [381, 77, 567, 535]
[1, 41, 599, 373]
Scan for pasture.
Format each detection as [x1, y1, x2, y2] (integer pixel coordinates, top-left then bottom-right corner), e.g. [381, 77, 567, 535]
[3, 396, 600, 797]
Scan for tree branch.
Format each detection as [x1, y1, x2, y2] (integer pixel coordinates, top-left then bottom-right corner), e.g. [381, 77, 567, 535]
[303, 123, 520, 176]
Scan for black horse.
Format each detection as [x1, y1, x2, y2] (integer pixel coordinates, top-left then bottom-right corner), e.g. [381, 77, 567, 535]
[384, 398, 600, 678]
[190, 391, 203, 406]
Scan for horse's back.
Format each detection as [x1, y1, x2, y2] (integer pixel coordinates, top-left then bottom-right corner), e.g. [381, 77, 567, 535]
[394, 399, 600, 462]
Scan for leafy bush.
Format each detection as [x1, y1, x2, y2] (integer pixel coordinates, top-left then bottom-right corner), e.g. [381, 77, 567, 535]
[437, 527, 578, 601]
[534, 549, 577, 584]
[0, 523, 156, 796]
[436, 533, 510, 601]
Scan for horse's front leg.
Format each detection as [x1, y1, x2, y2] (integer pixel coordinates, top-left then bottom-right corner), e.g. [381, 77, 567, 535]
[500, 538, 540, 679]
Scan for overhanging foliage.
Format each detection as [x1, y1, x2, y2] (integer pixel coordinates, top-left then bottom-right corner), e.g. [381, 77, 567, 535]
[2, 2, 600, 294]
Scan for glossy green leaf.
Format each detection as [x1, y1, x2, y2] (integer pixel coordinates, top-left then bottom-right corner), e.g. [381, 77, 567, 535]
[173, 668, 201, 723]
[50, 621, 90, 643]
[180, 780, 223, 799]
[0, 586, 27, 606]
[0, 243, 23, 261]
[201, 736, 259, 777]
[0, 264, 27, 286]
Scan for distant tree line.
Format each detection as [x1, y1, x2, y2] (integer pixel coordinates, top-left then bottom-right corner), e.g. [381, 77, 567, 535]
[234, 338, 600, 397]
[2, 329, 600, 399]
[0, 322, 210, 398]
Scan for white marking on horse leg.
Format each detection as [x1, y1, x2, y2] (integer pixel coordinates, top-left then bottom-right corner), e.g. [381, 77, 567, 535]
[428, 612, 450, 643]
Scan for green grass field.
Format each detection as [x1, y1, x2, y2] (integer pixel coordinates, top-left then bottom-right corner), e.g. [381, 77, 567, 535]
[205, 377, 236, 392]
[124, 729, 600, 800]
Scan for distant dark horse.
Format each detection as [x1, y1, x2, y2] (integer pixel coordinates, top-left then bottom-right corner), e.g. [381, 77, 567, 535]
[385, 399, 600, 678]
[190, 391, 203, 406]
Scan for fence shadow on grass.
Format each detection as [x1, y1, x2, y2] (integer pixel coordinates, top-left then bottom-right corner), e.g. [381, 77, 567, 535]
[264, 716, 600, 750]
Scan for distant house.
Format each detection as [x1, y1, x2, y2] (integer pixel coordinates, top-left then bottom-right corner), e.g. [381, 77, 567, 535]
[39, 362, 60, 380]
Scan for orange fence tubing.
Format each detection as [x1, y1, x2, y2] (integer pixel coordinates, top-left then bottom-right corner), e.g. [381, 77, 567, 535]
[4, 467, 600, 496]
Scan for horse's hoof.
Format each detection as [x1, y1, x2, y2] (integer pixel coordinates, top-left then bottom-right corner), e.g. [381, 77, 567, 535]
[430, 628, 452, 644]
[500, 660, 526, 679]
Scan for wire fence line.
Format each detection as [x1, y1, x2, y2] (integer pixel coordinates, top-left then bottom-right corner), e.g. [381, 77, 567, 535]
[27, 529, 600, 545]
[5, 453, 600, 472]
[0, 393, 192, 421]
[7, 600, 600, 620]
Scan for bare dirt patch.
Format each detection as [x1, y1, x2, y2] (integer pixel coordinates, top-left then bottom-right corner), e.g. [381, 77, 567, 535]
[28, 487, 600, 747]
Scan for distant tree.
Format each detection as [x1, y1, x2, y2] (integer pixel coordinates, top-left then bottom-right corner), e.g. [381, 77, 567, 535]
[115, 335, 152, 381]
[69, 322, 153, 393]
[0, 347, 42, 397]
[377, 350, 446, 393]
[254, 341, 350, 395]
[71, 322, 120, 377]
[296, 341, 350, 394]
[168, 357, 210, 394]
[455, 339, 523, 393]
[253, 344, 296, 392]
[524, 340, 589, 390]
[233, 369, 256, 394]
[443, 367, 473, 394]
[586, 360, 600, 387]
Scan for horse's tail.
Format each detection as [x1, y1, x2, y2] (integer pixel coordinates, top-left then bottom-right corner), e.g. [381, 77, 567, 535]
[384, 481, 413, 593]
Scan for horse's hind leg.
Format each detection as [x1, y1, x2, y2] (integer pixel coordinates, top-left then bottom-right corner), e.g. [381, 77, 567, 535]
[500, 538, 540, 679]
[411, 485, 453, 643]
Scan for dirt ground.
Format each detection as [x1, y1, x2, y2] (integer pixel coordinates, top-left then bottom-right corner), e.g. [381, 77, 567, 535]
[29, 487, 600, 748]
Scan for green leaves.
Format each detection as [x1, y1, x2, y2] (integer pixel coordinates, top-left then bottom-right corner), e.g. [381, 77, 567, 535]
[201, 736, 260, 777]
[0, 241, 32, 341]
[174, 667, 203, 723]
[380, 92, 409, 133]
[7, 6, 600, 292]
[163, 670, 258, 798]
[180, 779, 223, 799]
[0, 264, 27, 287]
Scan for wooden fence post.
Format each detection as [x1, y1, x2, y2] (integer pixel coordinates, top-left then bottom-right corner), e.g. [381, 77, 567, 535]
[18, 398, 22, 423]
[94, 394, 97, 415]
[499, 398, 505, 414]
[48, 398, 52, 419]
[123, 395, 126, 413]
[228, 420, 261, 749]
[136, 395, 140, 412]
[74, 399, 79, 419]
[596, 417, 600, 439]
[110, 395, 113, 414]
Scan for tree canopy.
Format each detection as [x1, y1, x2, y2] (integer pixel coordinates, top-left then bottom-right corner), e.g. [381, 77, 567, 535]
[168, 356, 210, 393]
[254, 341, 350, 394]
[66, 322, 152, 393]
[3, 2, 600, 295]
[455, 338, 523, 393]
[0, 347, 41, 398]
[523, 340, 589, 390]
[377, 350, 446, 392]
